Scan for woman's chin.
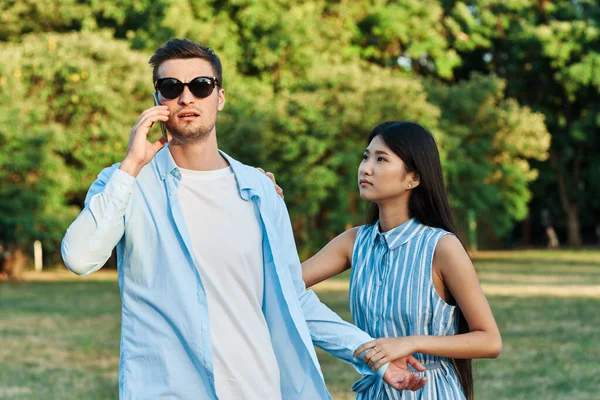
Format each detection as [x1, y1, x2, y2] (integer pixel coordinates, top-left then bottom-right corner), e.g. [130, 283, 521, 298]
[359, 192, 376, 202]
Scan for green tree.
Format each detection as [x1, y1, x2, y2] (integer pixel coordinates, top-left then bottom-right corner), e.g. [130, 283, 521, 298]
[228, 62, 443, 256]
[0, 31, 154, 277]
[426, 73, 550, 242]
[443, 0, 600, 246]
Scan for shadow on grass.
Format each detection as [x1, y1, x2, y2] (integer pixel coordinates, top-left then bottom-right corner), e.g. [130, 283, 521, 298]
[475, 258, 600, 268]
[0, 281, 120, 318]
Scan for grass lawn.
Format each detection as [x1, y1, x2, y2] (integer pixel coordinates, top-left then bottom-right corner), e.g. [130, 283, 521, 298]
[1, 249, 599, 399]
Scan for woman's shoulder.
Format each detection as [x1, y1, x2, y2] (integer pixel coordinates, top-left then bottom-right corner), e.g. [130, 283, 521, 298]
[354, 223, 378, 240]
[418, 222, 452, 240]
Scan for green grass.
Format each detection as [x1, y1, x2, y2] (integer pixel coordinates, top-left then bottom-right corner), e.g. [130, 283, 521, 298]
[1, 250, 599, 399]
[0, 282, 121, 399]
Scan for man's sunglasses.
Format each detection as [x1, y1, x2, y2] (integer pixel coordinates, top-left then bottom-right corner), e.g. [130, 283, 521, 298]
[154, 76, 221, 100]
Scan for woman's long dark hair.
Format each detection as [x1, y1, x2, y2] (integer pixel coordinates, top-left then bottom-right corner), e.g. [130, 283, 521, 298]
[365, 121, 473, 400]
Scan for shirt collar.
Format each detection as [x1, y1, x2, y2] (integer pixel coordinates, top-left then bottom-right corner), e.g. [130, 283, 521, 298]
[154, 145, 255, 195]
[371, 218, 424, 250]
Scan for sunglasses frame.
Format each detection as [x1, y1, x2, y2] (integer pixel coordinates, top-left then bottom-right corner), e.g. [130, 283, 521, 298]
[154, 76, 221, 100]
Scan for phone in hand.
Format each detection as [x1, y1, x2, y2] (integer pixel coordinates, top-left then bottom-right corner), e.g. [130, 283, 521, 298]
[152, 92, 169, 142]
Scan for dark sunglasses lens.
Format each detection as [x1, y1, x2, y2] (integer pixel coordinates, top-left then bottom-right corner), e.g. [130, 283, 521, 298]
[158, 79, 183, 99]
[189, 78, 214, 98]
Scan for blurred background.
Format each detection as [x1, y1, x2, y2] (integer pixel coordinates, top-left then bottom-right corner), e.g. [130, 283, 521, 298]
[0, 1, 598, 399]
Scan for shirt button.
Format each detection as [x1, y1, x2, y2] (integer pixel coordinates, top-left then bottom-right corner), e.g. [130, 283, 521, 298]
[169, 191, 174, 196]
[377, 281, 382, 286]
[204, 363, 210, 369]
[105, 215, 112, 221]
[375, 316, 379, 321]
[120, 184, 127, 191]
[202, 326, 208, 332]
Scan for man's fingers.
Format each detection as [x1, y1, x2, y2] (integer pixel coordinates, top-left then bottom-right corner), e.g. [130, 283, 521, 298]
[392, 378, 408, 391]
[405, 375, 427, 391]
[405, 373, 421, 390]
[139, 105, 168, 121]
[152, 136, 168, 152]
[134, 115, 169, 140]
[407, 355, 426, 372]
[256, 167, 266, 174]
[414, 377, 427, 391]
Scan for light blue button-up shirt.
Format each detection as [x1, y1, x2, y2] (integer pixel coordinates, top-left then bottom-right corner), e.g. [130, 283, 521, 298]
[61, 146, 386, 400]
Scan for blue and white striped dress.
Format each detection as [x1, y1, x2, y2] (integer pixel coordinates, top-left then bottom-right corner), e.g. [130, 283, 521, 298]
[349, 218, 466, 399]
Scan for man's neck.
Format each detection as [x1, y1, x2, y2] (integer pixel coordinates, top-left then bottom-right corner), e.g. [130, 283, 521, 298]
[168, 132, 229, 171]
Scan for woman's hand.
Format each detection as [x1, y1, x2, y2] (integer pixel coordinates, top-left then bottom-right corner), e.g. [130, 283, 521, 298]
[256, 168, 284, 199]
[355, 337, 418, 371]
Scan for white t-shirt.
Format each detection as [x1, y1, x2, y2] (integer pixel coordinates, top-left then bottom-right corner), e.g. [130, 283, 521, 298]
[178, 166, 281, 400]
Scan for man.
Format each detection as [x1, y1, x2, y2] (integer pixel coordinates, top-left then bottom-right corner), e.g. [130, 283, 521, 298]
[62, 38, 426, 399]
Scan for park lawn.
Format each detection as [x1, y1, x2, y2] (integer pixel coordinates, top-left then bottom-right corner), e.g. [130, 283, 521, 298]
[1, 250, 599, 399]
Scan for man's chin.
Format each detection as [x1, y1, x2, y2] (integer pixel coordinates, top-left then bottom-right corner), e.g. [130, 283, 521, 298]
[167, 126, 213, 144]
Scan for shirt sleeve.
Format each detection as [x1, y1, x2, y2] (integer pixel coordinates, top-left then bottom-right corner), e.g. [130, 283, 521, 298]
[61, 165, 134, 276]
[271, 190, 388, 379]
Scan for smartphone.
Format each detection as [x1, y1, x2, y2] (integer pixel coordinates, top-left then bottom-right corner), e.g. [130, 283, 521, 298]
[152, 92, 169, 142]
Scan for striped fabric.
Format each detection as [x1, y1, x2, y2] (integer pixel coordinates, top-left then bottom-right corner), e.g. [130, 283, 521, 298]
[349, 218, 466, 399]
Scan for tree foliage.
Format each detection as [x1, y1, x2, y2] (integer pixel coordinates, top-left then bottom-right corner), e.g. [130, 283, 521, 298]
[1, 0, 576, 277]
[444, 0, 600, 245]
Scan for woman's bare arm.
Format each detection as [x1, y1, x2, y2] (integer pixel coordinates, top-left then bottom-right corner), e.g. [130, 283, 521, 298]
[302, 227, 359, 288]
[357, 234, 502, 367]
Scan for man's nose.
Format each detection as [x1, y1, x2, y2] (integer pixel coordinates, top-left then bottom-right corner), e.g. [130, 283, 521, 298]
[178, 85, 195, 105]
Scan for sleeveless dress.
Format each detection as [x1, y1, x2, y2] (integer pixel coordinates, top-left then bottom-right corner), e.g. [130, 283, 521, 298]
[349, 218, 466, 399]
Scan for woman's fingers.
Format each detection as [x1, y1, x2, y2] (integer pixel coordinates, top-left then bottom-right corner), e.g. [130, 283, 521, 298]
[364, 350, 386, 367]
[354, 340, 377, 357]
[255, 168, 284, 199]
[372, 356, 390, 371]
[275, 185, 284, 199]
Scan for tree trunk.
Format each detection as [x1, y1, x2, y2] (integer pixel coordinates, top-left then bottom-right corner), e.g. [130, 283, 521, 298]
[565, 203, 582, 248]
[521, 214, 532, 247]
[551, 151, 583, 248]
[1, 247, 28, 281]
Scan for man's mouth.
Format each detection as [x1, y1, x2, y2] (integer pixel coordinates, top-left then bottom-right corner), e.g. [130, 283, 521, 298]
[178, 111, 200, 120]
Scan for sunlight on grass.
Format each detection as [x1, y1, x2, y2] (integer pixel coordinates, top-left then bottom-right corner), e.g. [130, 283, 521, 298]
[1, 249, 599, 399]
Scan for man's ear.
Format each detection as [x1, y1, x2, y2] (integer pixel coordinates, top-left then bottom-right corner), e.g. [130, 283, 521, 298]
[217, 89, 226, 111]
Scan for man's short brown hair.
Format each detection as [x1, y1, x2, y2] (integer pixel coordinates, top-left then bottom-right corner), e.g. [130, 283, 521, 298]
[149, 38, 223, 86]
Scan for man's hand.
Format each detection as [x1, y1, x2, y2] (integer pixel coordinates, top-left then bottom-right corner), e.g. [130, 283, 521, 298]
[256, 168, 284, 199]
[120, 105, 171, 177]
[356, 337, 418, 371]
[383, 357, 428, 391]
[354, 340, 427, 392]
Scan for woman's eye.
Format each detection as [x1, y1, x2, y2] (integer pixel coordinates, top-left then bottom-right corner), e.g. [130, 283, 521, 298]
[377, 157, 386, 162]
[362, 154, 368, 160]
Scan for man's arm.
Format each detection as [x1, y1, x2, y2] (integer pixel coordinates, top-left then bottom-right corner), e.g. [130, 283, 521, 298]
[269, 190, 388, 378]
[62, 104, 170, 276]
[61, 166, 133, 276]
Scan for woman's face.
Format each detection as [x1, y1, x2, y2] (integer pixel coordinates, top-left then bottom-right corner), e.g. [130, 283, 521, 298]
[357, 135, 416, 202]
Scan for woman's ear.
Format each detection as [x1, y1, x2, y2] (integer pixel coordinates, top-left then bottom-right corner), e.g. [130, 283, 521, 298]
[408, 173, 420, 189]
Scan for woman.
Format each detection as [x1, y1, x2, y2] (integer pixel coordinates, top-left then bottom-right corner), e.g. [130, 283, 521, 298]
[271, 121, 501, 399]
